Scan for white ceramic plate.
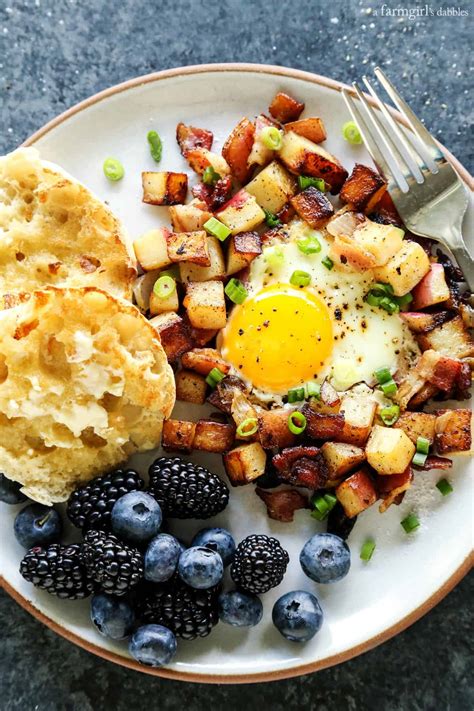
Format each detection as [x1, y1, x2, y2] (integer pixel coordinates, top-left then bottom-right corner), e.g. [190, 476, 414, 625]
[1, 64, 472, 683]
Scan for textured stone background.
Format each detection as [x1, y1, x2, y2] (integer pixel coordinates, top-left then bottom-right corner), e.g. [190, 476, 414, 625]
[0, 0, 472, 709]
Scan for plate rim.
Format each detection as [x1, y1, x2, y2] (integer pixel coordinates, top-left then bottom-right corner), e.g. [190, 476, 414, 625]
[1, 62, 473, 683]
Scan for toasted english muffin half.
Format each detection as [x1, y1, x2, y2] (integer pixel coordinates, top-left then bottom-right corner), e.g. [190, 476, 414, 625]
[0, 287, 175, 504]
[0, 147, 136, 299]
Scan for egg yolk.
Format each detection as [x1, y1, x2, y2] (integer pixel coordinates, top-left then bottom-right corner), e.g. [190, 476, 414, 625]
[221, 283, 334, 394]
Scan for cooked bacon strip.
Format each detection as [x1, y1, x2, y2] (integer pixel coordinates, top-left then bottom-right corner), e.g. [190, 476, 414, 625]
[272, 446, 328, 489]
[400, 311, 452, 334]
[301, 405, 345, 440]
[419, 455, 453, 471]
[256, 488, 309, 522]
[416, 350, 462, 392]
[192, 176, 233, 211]
[207, 375, 247, 414]
[176, 123, 213, 157]
[377, 467, 413, 513]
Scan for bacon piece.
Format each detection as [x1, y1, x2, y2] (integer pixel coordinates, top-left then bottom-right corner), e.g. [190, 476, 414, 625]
[321, 380, 341, 408]
[272, 446, 328, 489]
[417, 350, 462, 392]
[419, 455, 453, 471]
[256, 488, 309, 522]
[206, 375, 247, 414]
[191, 175, 233, 211]
[176, 123, 213, 157]
[269, 92, 305, 123]
[400, 310, 452, 334]
[367, 190, 402, 226]
[301, 405, 345, 440]
[222, 118, 255, 183]
[377, 467, 413, 513]
[435, 409, 472, 454]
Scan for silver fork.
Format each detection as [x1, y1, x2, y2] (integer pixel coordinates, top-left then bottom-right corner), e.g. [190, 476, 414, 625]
[341, 67, 473, 291]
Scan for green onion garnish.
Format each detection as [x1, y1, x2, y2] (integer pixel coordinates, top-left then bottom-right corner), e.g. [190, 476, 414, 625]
[310, 493, 337, 521]
[379, 296, 400, 315]
[153, 275, 176, 299]
[380, 404, 400, 426]
[436, 478, 453, 496]
[263, 209, 281, 228]
[204, 217, 231, 241]
[322, 256, 334, 270]
[288, 411, 307, 435]
[147, 130, 163, 163]
[306, 381, 321, 399]
[236, 417, 258, 438]
[412, 452, 428, 467]
[205, 367, 226, 388]
[342, 120, 363, 145]
[396, 293, 413, 309]
[288, 387, 305, 403]
[264, 245, 284, 268]
[296, 234, 322, 255]
[225, 278, 248, 305]
[372, 282, 394, 296]
[401, 513, 420, 533]
[416, 436, 430, 455]
[360, 539, 376, 562]
[366, 292, 382, 308]
[202, 165, 221, 186]
[374, 367, 392, 385]
[298, 175, 326, 191]
[381, 379, 398, 397]
[290, 270, 311, 287]
[103, 157, 124, 181]
[260, 126, 284, 151]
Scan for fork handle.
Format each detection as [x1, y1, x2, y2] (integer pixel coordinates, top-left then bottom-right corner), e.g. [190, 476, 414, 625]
[449, 232, 474, 292]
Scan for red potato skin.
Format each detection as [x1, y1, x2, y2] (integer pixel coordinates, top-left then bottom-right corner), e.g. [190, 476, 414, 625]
[222, 118, 256, 183]
[335, 468, 378, 518]
[411, 263, 450, 309]
[284, 117, 327, 144]
[340, 163, 387, 212]
[192, 176, 233, 211]
[367, 190, 403, 226]
[269, 92, 305, 123]
[176, 123, 213, 156]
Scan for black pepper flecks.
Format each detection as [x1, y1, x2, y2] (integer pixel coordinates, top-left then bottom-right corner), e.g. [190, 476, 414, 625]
[334, 308, 342, 321]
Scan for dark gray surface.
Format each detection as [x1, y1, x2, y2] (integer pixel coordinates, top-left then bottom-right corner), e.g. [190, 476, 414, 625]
[0, 0, 472, 709]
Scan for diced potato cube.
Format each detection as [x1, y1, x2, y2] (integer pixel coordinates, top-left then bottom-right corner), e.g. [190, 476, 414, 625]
[411, 264, 451, 310]
[416, 316, 474, 359]
[162, 419, 196, 451]
[223, 442, 267, 486]
[186, 148, 231, 177]
[179, 236, 226, 282]
[339, 395, 376, 446]
[340, 163, 387, 212]
[226, 231, 262, 275]
[435, 409, 472, 454]
[193, 420, 235, 453]
[169, 200, 213, 232]
[142, 171, 188, 205]
[336, 469, 378, 518]
[175, 369, 207, 405]
[290, 187, 334, 228]
[149, 312, 193, 361]
[149, 283, 179, 315]
[248, 115, 277, 167]
[321, 441, 366, 478]
[269, 92, 305, 123]
[132, 270, 161, 311]
[183, 280, 227, 329]
[365, 425, 416, 475]
[133, 228, 172, 271]
[222, 117, 255, 183]
[181, 347, 230, 376]
[284, 117, 327, 144]
[245, 161, 297, 213]
[351, 220, 405, 266]
[217, 190, 265, 234]
[330, 234, 378, 271]
[372, 241, 430, 296]
[393, 412, 436, 445]
[279, 131, 348, 193]
[257, 409, 296, 449]
[165, 230, 210, 266]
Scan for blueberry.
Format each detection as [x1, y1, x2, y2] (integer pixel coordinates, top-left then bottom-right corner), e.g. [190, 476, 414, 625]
[272, 590, 323, 642]
[129, 624, 177, 668]
[218, 590, 263, 627]
[144, 533, 181, 583]
[178, 546, 223, 589]
[111, 491, 162, 544]
[191, 527, 236, 567]
[300, 533, 351, 584]
[0, 473, 27, 505]
[91, 593, 135, 639]
[14, 503, 62, 549]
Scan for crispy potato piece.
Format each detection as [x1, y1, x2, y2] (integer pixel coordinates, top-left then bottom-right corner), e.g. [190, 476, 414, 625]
[269, 92, 305, 122]
[407, 382, 439, 410]
[206, 374, 247, 414]
[330, 234, 378, 271]
[176, 123, 213, 156]
[393, 412, 436, 445]
[226, 231, 262, 275]
[272, 446, 328, 489]
[165, 230, 210, 266]
[149, 283, 179, 315]
[175, 370, 207, 405]
[186, 148, 231, 177]
[256, 488, 309, 522]
[181, 347, 230, 376]
[149, 312, 193, 361]
[284, 117, 327, 144]
[339, 395, 376, 446]
[336, 468, 378, 518]
[223, 442, 267, 486]
[366, 425, 416, 475]
[179, 236, 226, 283]
[321, 441, 366, 479]
[245, 160, 297, 213]
[416, 349, 464, 392]
[162, 419, 196, 452]
[142, 172, 188, 205]
[290, 187, 334, 228]
[368, 190, 402, 225]
[279, 132, 348, 194]
[400, 310, 452, 334]
[257, 409, 296, 449]
[321, 380, 341, 408]
[133, 228, 172, 272]
[217, 189, 265, 234]
[302, 405, 345, 440]
[435, 409, 472, 454]
[416, 316, 474, 359]
[193, 420, 235, 453]
[222, 117, 255, 183]
[340, 163, 387, 212]
[411, 263, 450, 310]
[183, 280, 227, 330]
[132, 270, 161, 311]
[169, 200, 213, 232]
[185, 318, 218, 347]
[248, 114, 279, 167]
[373, 241, 430, 296]
[351, 221, 405, 267]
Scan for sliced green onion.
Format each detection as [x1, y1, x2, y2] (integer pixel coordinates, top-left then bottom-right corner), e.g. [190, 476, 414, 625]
[290, 270, 311, 287]
[416, 436, 430, 455]
[263, 209, 281, 228]
[436, 478, 453, 496]
[372, 282, 394, 296]
[236, 417, 258, 438]
[380, 404, 400, 426]
[401, 513, 420, 533]
[260, 126, 284, 151]
[202, 165, 221, 186]
[288, 387, 305, 403]
[396, 293, 413, 309]
[147, 130, 163, 163]
[366, 292, 382, 308]
[322, 256, 334, 270]
[360, 539, 376, 562]
[342, 120, 363, 145]
[264, 245, 284, 268]
[324, 493, 337, 510]
[374, 367, 392, 385]
[103, 157, 124, 181]
[288, 411, 307, 435]
[296, 234, 322, 254]
[225, 278, 248, 305]
[306, 381, 321, 399]
[153, 275, 176, 299]
[412, 451, 428, 468]
[379, 296, 400, 315]
[205, 367, 226, 388]
[204, 217, 231, 241]
[381, 379, 398, 397]
[298, 175, 326, 191]
[310, 493, 337, 521]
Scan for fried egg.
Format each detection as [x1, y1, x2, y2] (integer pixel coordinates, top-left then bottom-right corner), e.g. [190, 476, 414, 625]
[220, 219, 419, 397]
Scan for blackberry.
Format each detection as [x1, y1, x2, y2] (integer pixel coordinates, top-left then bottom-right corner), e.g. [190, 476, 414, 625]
[20, 543, 93, 599]
[134, 577, 220, 640]
[83, 530, 143, 596]
[67, 468, 145, 532]
[148, 457, 229, 519]
[231, 535, 289, 595]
